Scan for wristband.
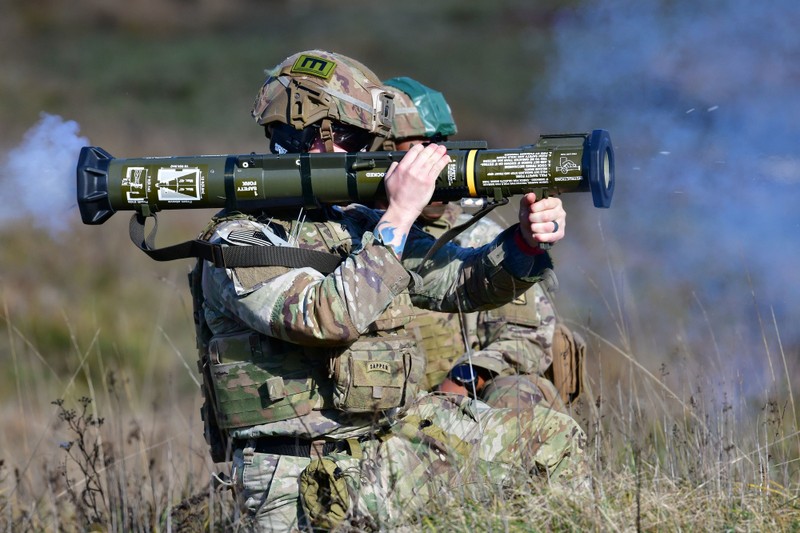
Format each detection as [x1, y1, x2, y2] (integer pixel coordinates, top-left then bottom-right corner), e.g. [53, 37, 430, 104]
[514, 227, 546, 256]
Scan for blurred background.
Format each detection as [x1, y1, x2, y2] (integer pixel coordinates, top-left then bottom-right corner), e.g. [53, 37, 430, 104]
[1, 0, 798, 490]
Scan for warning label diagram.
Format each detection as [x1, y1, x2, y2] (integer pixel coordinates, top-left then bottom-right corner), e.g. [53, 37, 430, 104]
[156, 167, 203, 202]
[121, 165, 206, 205]
[122, 166, 147, 203]
[556, 156, 580, 174]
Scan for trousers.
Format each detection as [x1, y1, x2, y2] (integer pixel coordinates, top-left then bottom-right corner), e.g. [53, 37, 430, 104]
[232, 393, 588, 531]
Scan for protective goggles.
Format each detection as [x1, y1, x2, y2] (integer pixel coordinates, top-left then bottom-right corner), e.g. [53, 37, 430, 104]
[268, 122, 375, 154]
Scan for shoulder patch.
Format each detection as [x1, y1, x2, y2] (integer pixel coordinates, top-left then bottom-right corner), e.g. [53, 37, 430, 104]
[291, 54, 336, 79]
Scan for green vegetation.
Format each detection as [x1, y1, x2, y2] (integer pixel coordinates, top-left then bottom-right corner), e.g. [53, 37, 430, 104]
[2, 326, 797, 531]
[1, 0, 798, 530]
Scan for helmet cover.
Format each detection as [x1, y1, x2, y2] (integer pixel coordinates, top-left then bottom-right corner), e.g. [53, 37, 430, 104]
[252, 50, 395, 140]
[384, 76, 457, 140]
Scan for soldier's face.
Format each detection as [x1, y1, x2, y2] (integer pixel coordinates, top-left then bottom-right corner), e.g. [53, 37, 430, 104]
[395, 138, 427, 151]
[308, 137, 347, 153]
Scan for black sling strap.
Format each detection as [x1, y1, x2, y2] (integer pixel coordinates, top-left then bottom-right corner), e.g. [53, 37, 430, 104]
[128, 213, 344, 274]
[129, 199, 509, 276]
[414, 198, 508, 274]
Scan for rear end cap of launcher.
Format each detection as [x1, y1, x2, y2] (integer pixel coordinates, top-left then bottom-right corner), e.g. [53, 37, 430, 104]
[77, 146, 115, 225]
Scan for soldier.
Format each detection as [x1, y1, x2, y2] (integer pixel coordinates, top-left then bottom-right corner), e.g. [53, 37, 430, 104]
[382, 76, 586, 412]
[192, 50, 588, 531]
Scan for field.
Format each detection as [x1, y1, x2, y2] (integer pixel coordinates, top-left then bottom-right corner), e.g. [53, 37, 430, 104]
[3, 294, 797, 531]
[1, 1, 798, 530]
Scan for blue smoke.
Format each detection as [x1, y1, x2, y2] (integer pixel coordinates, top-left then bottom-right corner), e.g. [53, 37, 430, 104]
[531, 0, 800, 395]
[1, 113, 90, 236]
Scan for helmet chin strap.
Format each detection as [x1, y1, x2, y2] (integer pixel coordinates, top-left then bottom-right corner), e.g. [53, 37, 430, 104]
[319, 118, 335, 153]
[319, 117, 384, 153]
[368, 136, 386, 152]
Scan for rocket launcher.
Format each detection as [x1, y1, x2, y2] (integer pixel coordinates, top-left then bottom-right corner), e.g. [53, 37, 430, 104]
[77, 130, 614, 225]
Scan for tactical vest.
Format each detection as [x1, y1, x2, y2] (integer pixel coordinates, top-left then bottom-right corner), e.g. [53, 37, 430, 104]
[189, 257, 229, 462]
[480, 285, 544, 328]
[409, 206, 471, 389]
[409, 309, 467, 391]
[192, 212, 424, 454]
[410, 205, 542, 387]
[206, 327, 422, 429]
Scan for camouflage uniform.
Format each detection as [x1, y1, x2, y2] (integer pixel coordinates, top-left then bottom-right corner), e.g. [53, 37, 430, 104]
[195, 50, 588, 531]
[412, 202, 575, 411]
[199, 205, 588, 530]
[381, 76, 584, 411]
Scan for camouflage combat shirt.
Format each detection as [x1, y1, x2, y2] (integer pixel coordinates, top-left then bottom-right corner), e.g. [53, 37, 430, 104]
[200, 203, 553, 440]
[412, 203, 557, 388]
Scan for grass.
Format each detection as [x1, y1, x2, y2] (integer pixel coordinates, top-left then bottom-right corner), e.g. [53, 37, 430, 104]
[1, 304, 798, 531]
[0, 323, 230, 532]
[1, 1, 798, 529]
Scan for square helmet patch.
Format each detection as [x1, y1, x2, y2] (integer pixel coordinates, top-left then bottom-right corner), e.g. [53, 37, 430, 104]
[290, 54, 336, 80]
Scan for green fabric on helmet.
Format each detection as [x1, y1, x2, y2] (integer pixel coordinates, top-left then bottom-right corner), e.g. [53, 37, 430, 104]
[384, 76, 457, 139]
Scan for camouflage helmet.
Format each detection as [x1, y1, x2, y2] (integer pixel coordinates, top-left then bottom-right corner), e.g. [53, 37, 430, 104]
[252, 50, 395, 152]
[383, 76, 457, 142]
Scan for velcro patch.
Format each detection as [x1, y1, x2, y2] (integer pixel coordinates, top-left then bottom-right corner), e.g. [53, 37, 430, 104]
[291, 54, 336, 79]
[366, 361, 391, 374]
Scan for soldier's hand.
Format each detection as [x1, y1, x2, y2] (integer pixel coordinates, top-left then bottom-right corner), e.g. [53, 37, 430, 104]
[374, 143, 450, 259]
[383, 143, 450, 228]
[518, 193, 566, 248]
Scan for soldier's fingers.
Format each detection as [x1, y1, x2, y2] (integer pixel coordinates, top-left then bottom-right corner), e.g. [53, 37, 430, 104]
[395, 143, 426, 169]
[419, 145, 449, 176]
[531, 218, 564, 236]
[385, 161, 400, 178]
[402, 145, 447, 184]
[530, 203, 565, 224]
[530, 196, 563, 213]
[531, 217, 566, 244]
[518, 193, 537, 220]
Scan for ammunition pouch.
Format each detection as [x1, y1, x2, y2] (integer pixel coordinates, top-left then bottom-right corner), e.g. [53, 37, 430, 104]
[299, 457, 352, 530]
[207, 332, 323, 429]
[547, 323, 586, 405]
[206, 330, 424, 429]
[329, 334, 423, 412]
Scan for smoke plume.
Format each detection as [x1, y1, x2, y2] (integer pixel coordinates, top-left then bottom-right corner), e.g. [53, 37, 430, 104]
[531, 0, 800, 397]
[1, 113, 90, 235]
